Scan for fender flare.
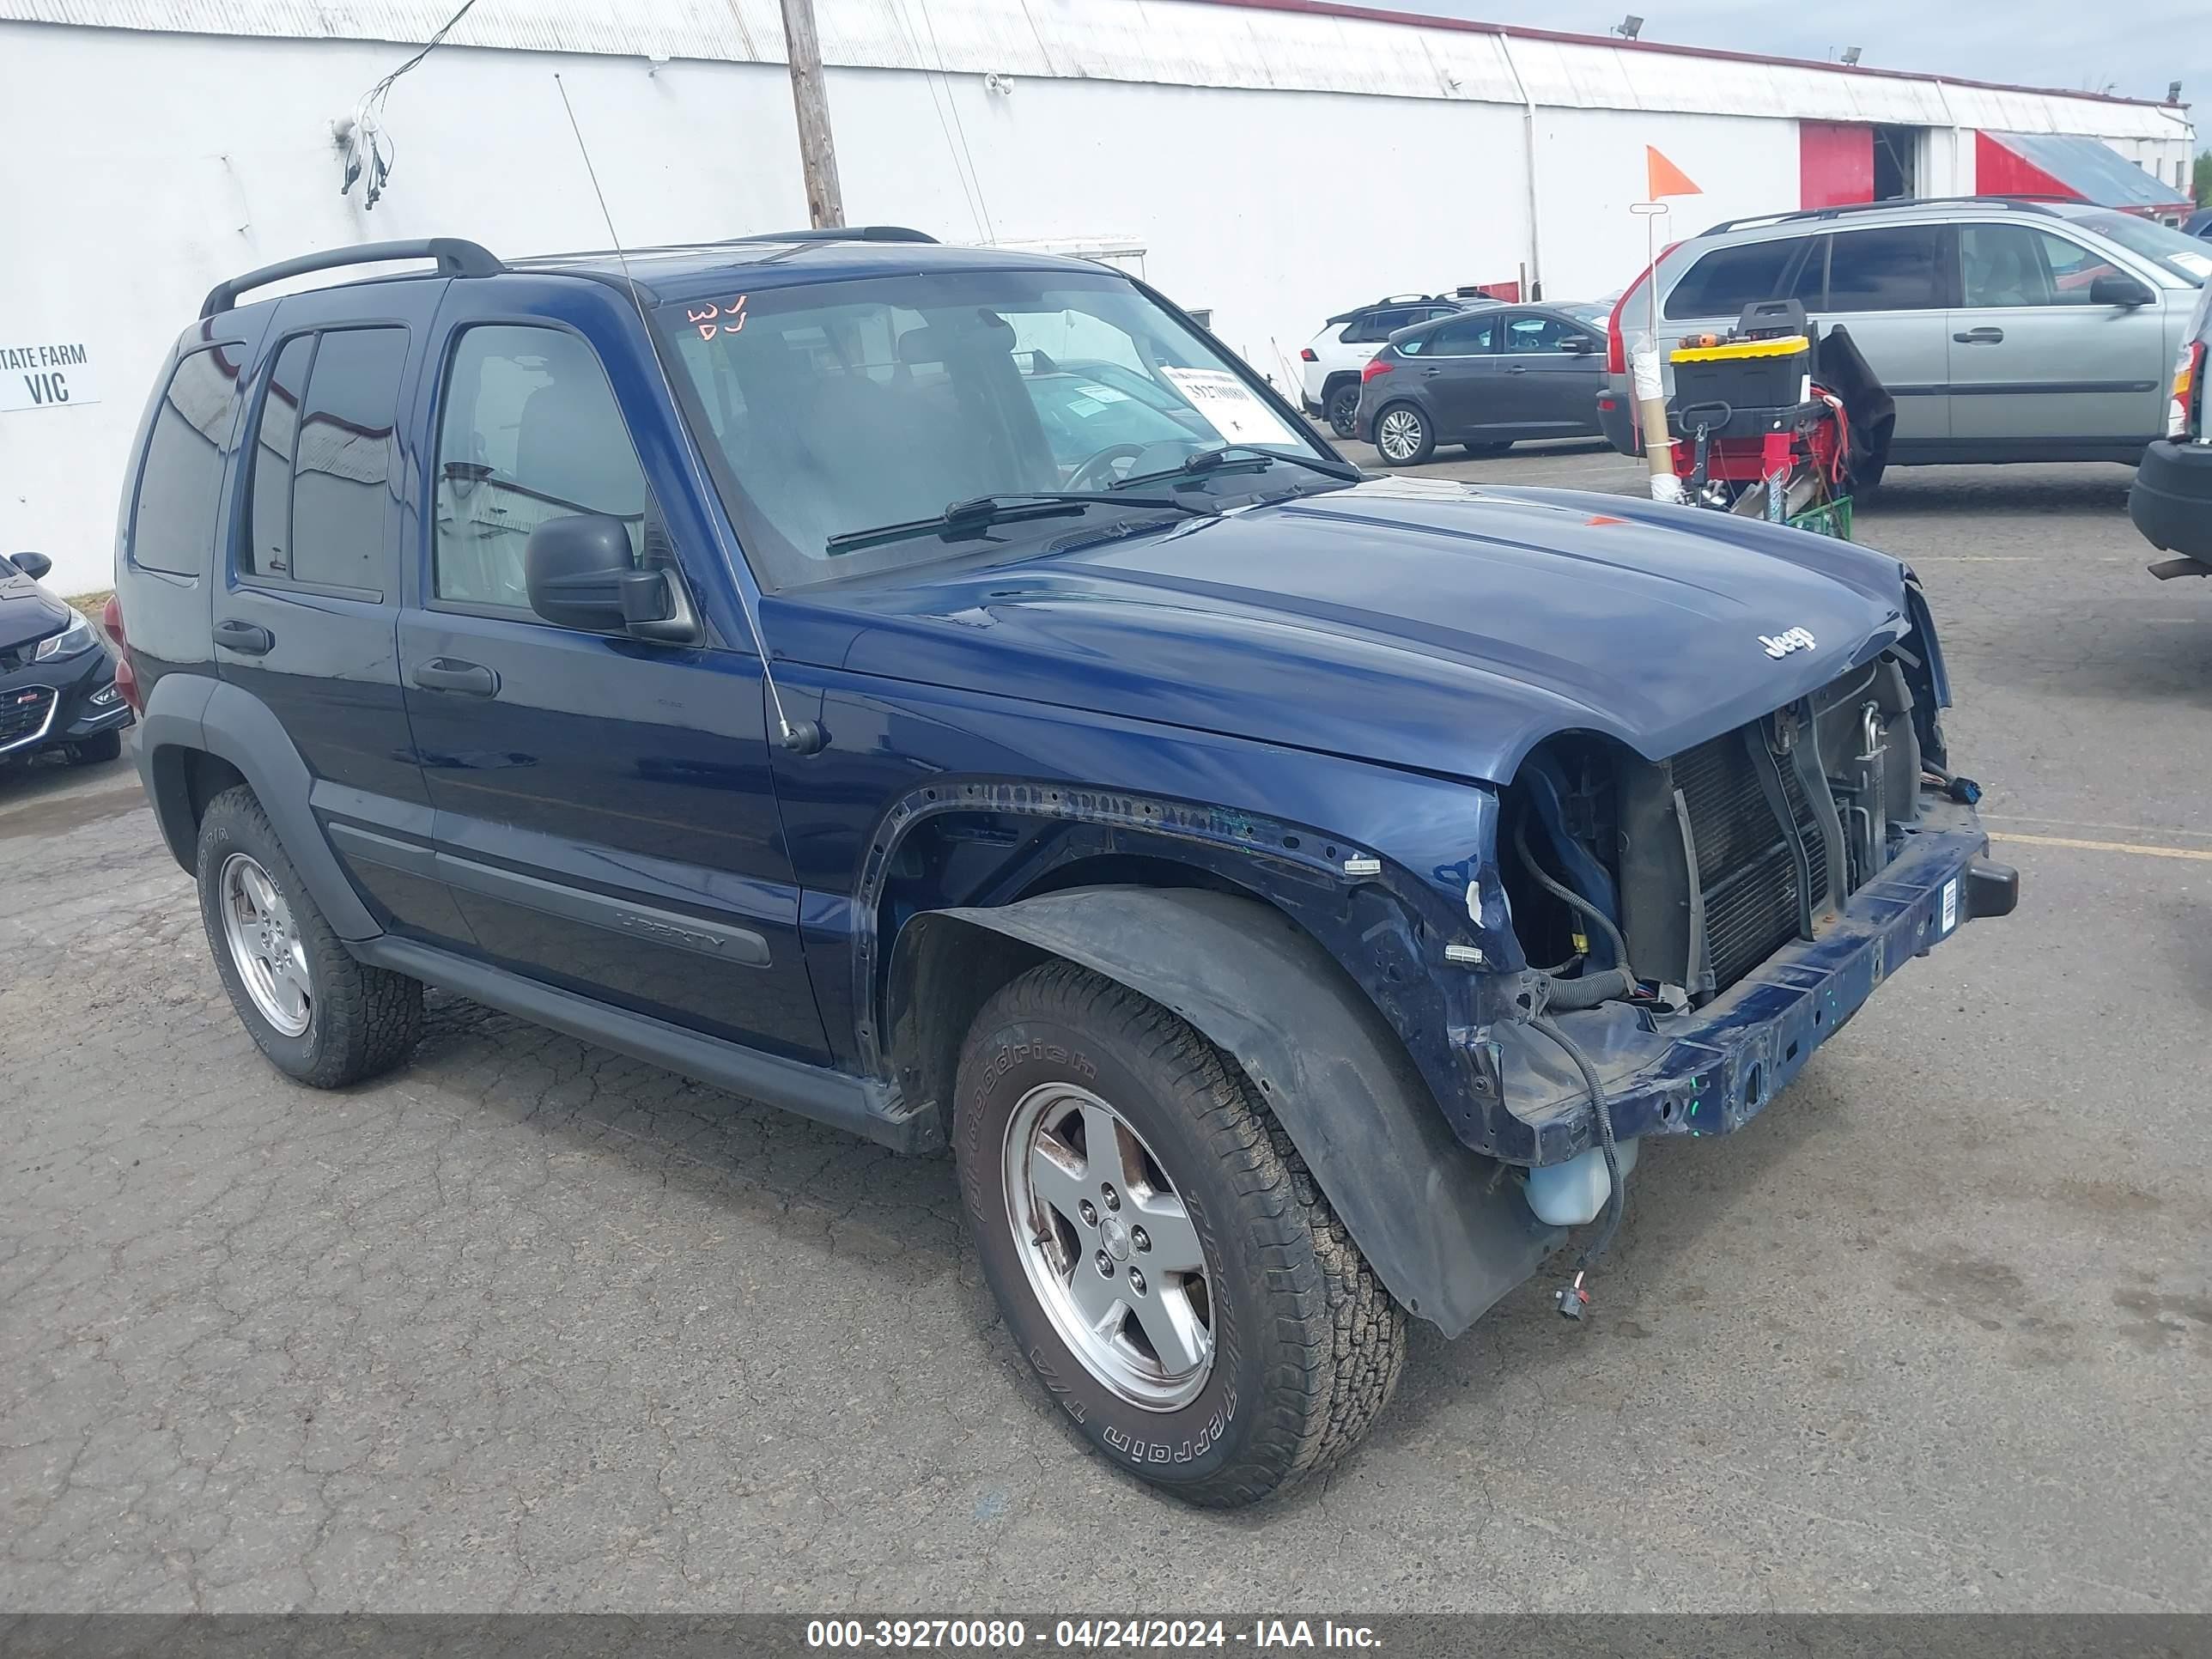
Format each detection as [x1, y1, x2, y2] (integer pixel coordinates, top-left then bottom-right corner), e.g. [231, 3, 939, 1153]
[907, 886, 1562, 1337]
[137, 674, 382, 941]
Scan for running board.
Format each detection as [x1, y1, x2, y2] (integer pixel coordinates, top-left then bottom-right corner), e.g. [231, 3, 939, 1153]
[354, 937, 937, 1153]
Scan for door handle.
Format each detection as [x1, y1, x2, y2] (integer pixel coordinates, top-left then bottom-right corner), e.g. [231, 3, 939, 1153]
[1505, 364, 1530, 374]
[1421, 367, 1443, 376]
[410, 658, 499, 696]
[212, 618, 274, 656]
[1953, 326, 2005, 343]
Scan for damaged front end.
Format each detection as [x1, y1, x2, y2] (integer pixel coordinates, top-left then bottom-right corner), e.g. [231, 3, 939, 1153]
[1457, 577, 2016, 1224]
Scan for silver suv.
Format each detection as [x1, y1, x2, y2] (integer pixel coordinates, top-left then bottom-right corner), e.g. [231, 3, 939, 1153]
[1600, 197, 2211, 466]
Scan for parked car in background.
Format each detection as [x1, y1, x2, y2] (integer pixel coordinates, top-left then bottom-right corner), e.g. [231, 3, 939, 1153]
[115, 230, 2013, 1507]
[2134, 284, 2212, 575]
[2183, 208, 2212, 242]
[1300, 294, 1468, 436]
[1357, 303, 1607, 465]
[0, 551, 132, 769]
[1599, 198, 2209, 465]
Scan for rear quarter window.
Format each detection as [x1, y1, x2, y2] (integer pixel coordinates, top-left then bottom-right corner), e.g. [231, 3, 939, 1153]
[130, 346, 246, 577]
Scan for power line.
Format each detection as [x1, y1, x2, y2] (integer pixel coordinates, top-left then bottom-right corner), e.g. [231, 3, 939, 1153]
[915, 0, 995, 242]
[890, 0, 989, 241]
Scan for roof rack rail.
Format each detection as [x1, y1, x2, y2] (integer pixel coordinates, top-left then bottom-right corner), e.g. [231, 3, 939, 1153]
[201, 238, 503, 318]
[740, 225, 939, 245]
[1697, 195, 2069, 238]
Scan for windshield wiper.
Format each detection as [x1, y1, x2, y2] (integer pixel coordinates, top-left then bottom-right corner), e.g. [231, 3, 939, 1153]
[824, 491, 1210, 556]
[1110, 444, 1363, 492]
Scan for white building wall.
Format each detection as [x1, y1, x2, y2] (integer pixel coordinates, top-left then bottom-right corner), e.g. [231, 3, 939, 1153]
[1530, 107, 1803, 300]
[0, 2, 2197, 592]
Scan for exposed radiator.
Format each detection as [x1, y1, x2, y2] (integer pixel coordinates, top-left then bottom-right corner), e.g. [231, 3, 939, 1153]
[1672, 732, 1831, 991]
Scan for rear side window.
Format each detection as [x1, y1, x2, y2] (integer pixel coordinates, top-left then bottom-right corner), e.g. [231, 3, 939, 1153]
[1664, 238, 1806, 320]
[240, 326, 406, 596]
[1423, 313, 1500, 356]
[131, 346, 245, 577]
[433, 325, 649, 610]
[245, 337, 313, 579]
[1344, 307, 1424, 343]
[1825, 226, 1942, 312]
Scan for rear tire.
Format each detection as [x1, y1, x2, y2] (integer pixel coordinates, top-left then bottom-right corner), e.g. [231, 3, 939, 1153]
[1372, 402, 1433, 466]
[196, 786, 422, 1088]
[1462, 441, 1514, 458]
[65, 731, 123, 765]
[955, 960, 1405, 1507]
[1323, 381, 1360, 439]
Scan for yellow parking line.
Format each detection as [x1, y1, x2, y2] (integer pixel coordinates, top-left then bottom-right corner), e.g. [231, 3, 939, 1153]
[1990, 831, 2212, 863]
[1987, 813, 2212, 841]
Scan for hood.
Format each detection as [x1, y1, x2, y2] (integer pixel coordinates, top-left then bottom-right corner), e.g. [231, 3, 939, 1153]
[770, 477, 1915, 785]
[0, 571, 70, 656]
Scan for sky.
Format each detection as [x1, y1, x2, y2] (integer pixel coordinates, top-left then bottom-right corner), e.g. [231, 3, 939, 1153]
[1403, 0, 2209, 121]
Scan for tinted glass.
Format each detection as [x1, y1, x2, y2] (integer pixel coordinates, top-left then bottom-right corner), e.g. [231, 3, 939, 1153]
[1345, 307, 1423, 343]
[282, 329, 405, 593]
[1424, 312, 1499, 356]
[1664, 238, 1804, 319]
[1826, 226, 1942, 312]
[131, 347, 244, 577]
[1503, 313, 1585, 353]
[1790, 236, 1830, 306]
[243, 336, 313, 579]
[1960, 224, 2126, 307]
[435, 325, 648, 610]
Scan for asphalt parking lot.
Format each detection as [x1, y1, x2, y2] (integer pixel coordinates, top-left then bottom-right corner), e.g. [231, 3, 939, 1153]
[4, 442, 2209, 1615]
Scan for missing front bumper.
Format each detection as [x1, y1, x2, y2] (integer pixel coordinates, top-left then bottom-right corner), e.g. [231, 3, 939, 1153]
[1495, 802, 2012, 1164]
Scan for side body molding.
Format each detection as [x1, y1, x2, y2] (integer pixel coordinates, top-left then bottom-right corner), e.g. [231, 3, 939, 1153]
[901, 887, 1563, 1337]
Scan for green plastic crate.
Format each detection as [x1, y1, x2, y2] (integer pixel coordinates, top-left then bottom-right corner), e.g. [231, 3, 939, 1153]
[1787, 495, 1855, 542]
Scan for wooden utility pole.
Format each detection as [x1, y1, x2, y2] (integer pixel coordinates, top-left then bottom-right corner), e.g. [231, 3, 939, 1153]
[777, 0, 845, 228]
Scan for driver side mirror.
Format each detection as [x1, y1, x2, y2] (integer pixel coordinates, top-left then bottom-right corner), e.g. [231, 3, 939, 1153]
[524, 515, 696, 644]
[9, 551, 52, 581]
[2090, 273, 2155, 308]
[1559, 335, 1601, 355]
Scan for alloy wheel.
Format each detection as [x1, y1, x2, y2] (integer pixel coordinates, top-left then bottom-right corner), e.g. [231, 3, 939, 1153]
[219, 852, 312, 1037]
[1376, 407, 1424, 462]
[1001, 1082, 1214, 1411]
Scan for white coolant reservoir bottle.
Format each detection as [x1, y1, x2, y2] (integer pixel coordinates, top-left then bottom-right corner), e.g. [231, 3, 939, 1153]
[1523, 1136, 1642, 1226]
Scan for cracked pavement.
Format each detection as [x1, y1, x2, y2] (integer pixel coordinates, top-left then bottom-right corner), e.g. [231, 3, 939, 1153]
[3, 451, 2208, 1613]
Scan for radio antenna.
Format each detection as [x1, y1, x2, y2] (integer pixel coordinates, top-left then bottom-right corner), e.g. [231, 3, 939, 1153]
[551, 73, 823, 755]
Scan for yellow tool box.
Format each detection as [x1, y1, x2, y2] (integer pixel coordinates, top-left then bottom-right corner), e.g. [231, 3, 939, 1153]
[1669, 333, 1811, 415]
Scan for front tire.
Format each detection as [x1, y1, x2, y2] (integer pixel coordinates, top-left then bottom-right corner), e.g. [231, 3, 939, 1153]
[1323, 381, 1360, 439]
[196, 786, 422, 1088]
[1371, 401, 1433, 466]
[65, 730, 123, 765]
[956, 961, 1404, 1507]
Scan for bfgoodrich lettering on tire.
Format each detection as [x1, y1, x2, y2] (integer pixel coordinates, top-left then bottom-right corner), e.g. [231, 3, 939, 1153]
[195, 786, 423, 1089]
[955, 960, 1405, 1506]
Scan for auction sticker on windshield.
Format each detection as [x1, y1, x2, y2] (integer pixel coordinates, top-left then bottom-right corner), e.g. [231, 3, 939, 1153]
[1160, 367, 1303, 447]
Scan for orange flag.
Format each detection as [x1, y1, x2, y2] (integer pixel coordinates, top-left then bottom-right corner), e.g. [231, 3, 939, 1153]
[1646, 146, 1702, 198]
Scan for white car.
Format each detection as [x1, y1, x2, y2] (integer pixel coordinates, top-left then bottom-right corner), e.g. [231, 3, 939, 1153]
[1299, 294, 1468, 436]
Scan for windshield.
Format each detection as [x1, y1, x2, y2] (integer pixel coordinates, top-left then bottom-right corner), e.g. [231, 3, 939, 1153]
[2076, 211, 2211, 286]
[656, 268, 1336, 587]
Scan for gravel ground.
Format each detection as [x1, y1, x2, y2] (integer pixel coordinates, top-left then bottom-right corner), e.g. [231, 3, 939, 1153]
[3, 442, 2207, 1613]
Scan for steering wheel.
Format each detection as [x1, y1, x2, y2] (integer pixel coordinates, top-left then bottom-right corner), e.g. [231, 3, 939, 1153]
[1066, 443, 1151, 492]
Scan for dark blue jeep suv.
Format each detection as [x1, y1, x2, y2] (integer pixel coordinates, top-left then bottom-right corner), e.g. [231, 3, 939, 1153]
[113, 229, 2015, 1505]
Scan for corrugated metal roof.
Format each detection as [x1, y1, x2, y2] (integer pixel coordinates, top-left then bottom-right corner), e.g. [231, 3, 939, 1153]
[1985, 131, 2195, 210]
[0, 0, 2191, 138]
